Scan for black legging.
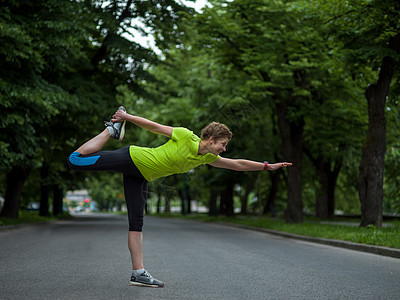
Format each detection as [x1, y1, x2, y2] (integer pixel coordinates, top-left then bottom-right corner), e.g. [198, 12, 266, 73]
[67, 146, 147, 232]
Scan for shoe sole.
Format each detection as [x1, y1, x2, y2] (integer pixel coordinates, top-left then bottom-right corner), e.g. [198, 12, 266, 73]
[117, 105, 126, 142]
[129, 281, 164, 288]
[119, 120, 126, 141]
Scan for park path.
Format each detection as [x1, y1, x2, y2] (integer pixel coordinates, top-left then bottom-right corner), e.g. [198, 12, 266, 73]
[0, 214, 399, 299]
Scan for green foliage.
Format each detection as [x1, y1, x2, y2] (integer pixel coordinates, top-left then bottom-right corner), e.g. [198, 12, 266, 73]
[123, 0, 399, 218]
[1, 0, 400, 219]
[86, 173, 124, 211]
[0, 0, 85, 170]
[383, 86, 400, 214]
[384, 146, 400, 214]
[0, 0, 196, 214]
[307, 0, 400, 67]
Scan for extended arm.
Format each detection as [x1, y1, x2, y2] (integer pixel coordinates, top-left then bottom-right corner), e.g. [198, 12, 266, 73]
[209, 157, 292, 171]
[112, 109, 173, 138]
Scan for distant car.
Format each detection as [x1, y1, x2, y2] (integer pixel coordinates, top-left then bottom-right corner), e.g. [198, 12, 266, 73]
[74, 206, 85, 213]
[27, 202, 40, 211]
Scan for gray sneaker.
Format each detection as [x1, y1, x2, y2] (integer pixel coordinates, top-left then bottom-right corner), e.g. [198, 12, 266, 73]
[129, 270, 165, 288]
[105, 106, 126, 141]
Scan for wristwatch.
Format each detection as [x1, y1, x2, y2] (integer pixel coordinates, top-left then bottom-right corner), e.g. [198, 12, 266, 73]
[263, 161, 269, 171]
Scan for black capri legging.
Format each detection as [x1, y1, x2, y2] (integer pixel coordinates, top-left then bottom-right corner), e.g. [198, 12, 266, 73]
[67, 146, 147, 232]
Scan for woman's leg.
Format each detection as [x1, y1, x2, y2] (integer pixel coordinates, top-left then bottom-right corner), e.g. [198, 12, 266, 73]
[123, 174, 148, 270]
[68, 145, 138, 174]
[128, 231, 144, 270]
[74, 105, 126, 155]
[75, 129, 110, 155]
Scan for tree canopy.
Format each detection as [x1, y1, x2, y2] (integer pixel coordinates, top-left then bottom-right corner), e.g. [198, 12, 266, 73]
[1, 0, 399, 226]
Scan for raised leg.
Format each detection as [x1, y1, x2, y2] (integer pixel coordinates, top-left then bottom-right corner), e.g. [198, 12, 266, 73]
[75, 129, 110, 155]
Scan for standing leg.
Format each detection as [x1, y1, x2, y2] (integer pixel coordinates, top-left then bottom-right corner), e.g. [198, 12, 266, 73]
[123, 174, 163, 287]
[123, 174, 147, 270]
[128, 231, 144, 270]
[75, 129, 110, 155]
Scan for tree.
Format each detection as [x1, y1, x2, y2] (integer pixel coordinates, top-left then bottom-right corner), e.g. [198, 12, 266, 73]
[383, 88, 400, 216]
[88, 173, 122, 211]
[0, 0, 193, 218]
[358, 32, 400, 226]
[0, 0, 88, 218]
[196, 0, 341, 222]
[302, 69, 366, 218]
[309, 0, 400, 226]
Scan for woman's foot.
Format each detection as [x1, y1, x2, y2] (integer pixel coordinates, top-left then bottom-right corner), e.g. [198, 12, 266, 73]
[105, 106, 126, 141]
[129, 269, 165, 288]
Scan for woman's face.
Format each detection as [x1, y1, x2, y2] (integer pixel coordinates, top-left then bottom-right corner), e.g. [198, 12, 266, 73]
[209, 137, 229, 156]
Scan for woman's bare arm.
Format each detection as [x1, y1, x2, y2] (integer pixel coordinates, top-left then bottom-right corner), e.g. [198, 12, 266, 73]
[112, 109, 173, 138]
[209, 157, 292, 171]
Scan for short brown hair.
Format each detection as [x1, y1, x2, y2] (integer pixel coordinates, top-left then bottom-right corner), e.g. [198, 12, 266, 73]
[201, 122, 232, 141]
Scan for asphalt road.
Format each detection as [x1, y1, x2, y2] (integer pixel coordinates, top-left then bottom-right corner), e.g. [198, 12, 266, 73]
[0, 214, 399, 300]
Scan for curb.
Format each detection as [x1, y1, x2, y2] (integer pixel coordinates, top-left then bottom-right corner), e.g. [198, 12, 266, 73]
[218, 222, 400, 259]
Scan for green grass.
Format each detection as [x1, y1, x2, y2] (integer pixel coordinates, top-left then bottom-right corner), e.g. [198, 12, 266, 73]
[0, 210, 72, 227]
[156, 213, 400, 249]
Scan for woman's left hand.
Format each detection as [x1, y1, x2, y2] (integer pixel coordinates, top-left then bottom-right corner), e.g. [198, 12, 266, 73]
[268, 162, 293, 171]
[111, 109, 127, 123]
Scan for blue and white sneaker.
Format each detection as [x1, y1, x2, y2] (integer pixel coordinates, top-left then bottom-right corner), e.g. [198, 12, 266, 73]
[129, 270, 165, 288]
[105, 106, 126, 141]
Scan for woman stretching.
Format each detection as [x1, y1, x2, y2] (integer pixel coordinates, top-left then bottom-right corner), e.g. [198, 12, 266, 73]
[67, 106, 292, 288]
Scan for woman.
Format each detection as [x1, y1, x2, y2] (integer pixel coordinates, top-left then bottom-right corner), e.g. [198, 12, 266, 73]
[67, 106, 292, 288]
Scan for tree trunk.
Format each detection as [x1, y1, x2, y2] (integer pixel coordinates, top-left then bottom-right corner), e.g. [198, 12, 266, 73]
[240, 177, 256, 215]
[303, 145, 342, 219]
[187, 193, 192, 214]
[208, 188, 218, 217]
[263, 169, 281, 217]
[0, 166, 31, 218]
[326, 171, 337, 218]
[39, 163, 50, 217]
[156, 191, 161, 214]
[276, 101, 304, 223]
[358, 34, 399, 227]
[53, 185, 64, 217]
[316, 161, 341, 219]
[315, 160, 329, 219]
[219, 182, 234, 216]
[257, 173, 263, 216]
[164, 187, 171, 213]
[173, 174, 188, 215]
[182, 174, 191, 214]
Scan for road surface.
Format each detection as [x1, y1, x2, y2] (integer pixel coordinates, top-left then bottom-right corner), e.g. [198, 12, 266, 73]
[0, 214, 399, 299]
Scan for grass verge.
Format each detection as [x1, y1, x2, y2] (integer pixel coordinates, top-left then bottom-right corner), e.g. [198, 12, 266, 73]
[0, 210, 72, 227]
[156, 213, 400, 249]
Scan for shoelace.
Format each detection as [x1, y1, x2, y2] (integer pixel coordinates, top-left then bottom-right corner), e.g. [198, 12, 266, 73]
[141, 270, 154, 283]
[104, 121, 113, 127]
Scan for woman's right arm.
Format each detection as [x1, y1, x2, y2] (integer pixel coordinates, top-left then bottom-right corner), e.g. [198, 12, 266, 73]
[112, 110, 173, 138]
